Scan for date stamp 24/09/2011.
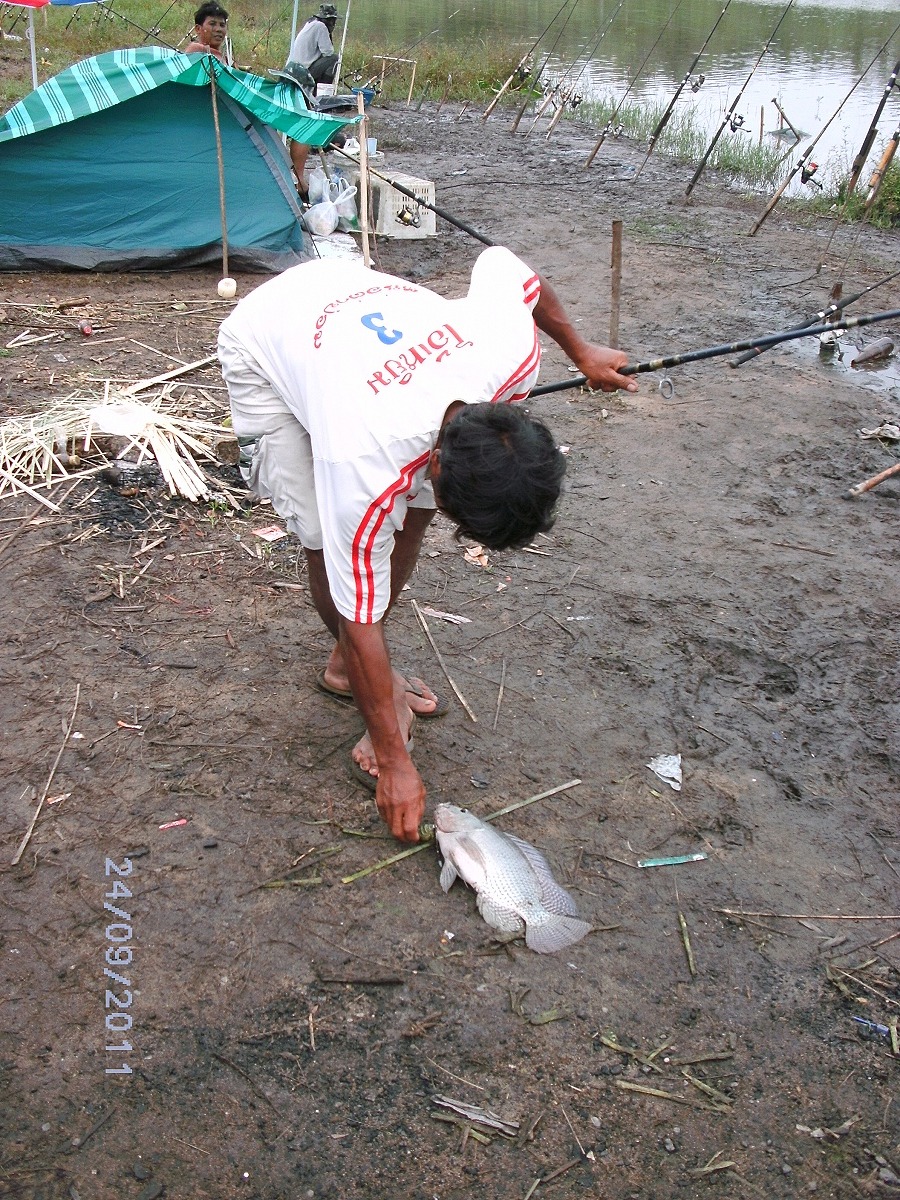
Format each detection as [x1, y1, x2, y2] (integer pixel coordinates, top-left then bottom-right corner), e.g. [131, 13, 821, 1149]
[103, 857, 136, 1076]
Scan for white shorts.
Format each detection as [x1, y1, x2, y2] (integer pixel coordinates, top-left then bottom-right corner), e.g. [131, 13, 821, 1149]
[218, 323, 436, 552]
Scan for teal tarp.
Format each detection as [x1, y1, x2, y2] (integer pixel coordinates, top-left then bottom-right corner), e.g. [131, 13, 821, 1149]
[0, 47, 356, 272]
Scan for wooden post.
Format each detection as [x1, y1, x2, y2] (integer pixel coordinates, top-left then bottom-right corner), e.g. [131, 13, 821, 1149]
[357, 92, 371, 268]
[406, 61, 417, 106]
[609, 220, 623, 349]
[759, 104, 764, 146]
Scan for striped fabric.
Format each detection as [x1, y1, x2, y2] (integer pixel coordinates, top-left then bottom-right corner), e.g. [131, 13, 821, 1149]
[0, 46, 354, 146]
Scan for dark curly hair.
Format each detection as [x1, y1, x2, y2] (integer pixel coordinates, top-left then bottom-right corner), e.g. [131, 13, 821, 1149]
[434, 403, 566, 550]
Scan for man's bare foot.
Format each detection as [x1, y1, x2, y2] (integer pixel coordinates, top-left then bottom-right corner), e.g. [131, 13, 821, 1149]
[351, 710, 416, 778]
[322, 650, 442, 717]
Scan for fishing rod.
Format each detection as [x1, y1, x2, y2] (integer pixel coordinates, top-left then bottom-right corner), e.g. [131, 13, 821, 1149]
[633, 0, 734, 182]
[817, 56, 900, 265]
[685, 0, 794, 198]
[333, 149, 495, 245]
[525, 0, 592, 140]
[542, 1, 626, 142]
[749, 16, 900, 236]
[864, 120, 900, 211]
[525, 0, 624, 137]
[846, 57, 900, 196]
[585, 0, 687, 168]
[142, 0, 180, 44]
[527, 307, 900, 397]
[510, 0, 581, 135]
[483, 0, 575, 120]
[92, 0, 176, 49]
[731, 265, 900, 367]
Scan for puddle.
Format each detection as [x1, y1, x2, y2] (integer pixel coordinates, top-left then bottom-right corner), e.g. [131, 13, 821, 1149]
[791, 327, 900, 401]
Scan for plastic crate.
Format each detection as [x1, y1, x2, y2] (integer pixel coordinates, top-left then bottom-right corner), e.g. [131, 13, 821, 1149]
[372, 173, 437, 239]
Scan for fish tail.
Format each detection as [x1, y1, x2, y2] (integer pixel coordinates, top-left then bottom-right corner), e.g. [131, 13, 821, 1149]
[525, 914, 592, 954]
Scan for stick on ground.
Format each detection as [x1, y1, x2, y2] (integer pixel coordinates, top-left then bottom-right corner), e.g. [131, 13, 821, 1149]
[12, 683, 81, 865]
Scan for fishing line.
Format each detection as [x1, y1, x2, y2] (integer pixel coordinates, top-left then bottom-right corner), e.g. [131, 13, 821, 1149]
[685, 0, 795, 198]
[749, 15, 900, 236]
[527, 307, 900, 396]
[585, 0, 688, 168]
[633, 0, 734, 181]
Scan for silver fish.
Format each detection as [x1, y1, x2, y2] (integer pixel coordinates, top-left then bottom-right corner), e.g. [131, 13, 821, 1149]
[434, 804, 592, 954]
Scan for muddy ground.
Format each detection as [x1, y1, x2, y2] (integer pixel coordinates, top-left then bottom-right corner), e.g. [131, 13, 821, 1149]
[0, 98, 898, 1200]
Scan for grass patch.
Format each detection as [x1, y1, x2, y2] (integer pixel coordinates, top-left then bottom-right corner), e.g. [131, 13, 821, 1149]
[577, 95, 787, 190]
[805, 161, 900, 229]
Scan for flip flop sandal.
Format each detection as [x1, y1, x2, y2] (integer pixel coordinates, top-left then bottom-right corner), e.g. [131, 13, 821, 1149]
[315, 668, 449, 718]
[314, 667, 355, 704]
[349, 721, 416, 793]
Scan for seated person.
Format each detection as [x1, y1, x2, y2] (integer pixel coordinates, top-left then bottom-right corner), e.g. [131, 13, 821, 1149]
[184, 1, 228, 61]
[289, 3, 340, 86]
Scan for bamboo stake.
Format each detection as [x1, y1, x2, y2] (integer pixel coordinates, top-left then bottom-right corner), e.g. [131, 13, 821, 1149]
[609, 219, 623, 349]
[410, 599, 476, 722]
[208, 60, 230, 279]
[845, 460, 900, 499]
[357, 91, 371, 267]
[12, 685, 81, 865]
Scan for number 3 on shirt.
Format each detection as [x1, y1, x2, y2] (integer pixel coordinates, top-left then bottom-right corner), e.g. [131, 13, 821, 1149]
[361, 312, 402, 345]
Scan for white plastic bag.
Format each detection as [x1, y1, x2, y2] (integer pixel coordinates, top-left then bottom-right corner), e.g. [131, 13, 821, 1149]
[307, 165, 328, 205]
[303, 197, 339, 236]
[333, 182, 359, 232]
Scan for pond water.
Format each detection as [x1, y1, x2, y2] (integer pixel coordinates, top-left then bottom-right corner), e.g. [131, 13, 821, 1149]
[349, 0, 900, 190]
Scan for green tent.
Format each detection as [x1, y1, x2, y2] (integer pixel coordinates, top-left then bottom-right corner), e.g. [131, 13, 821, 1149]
[0, 47, 354, 271]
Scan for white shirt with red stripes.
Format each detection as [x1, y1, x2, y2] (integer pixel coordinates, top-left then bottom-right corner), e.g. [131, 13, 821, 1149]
[221, 245, 542, 623]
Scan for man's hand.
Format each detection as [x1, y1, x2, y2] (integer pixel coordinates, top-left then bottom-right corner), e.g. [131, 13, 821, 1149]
[533, 272, 638, 393]
[375, 757, 426, 843]
[573, 343, 637, 393]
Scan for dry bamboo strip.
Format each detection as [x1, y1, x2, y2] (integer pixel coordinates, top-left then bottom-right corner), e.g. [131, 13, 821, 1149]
[410, 598, 477, 721]
[0, 465, 61, 511]
[123, 354, 218, 395]
[12, 684, 81, 865]
[716, 909, 900, 920]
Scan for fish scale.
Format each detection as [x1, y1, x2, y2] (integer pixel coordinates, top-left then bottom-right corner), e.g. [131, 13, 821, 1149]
[434, 804, 592, 954]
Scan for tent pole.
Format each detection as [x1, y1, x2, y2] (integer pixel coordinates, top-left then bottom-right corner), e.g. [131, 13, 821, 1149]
[208, 63, 230, 279]
[27, 10, 38, 91]
[334, 0, 351, 87]
[289, 0, 301, 52]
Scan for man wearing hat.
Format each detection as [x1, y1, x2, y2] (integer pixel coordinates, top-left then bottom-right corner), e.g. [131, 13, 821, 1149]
[288, 4, 340, 88]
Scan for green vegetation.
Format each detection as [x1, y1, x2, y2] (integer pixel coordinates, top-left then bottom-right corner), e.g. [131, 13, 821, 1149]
[806, 161, 900, 229]
[577, 95, 788, 190]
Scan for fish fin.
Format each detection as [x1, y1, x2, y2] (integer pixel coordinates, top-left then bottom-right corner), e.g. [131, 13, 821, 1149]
[503, 833, 581, 916]
[524, 914, 593, 955]
[477, 893, 525, 935]
[439, 856, 458, 893]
